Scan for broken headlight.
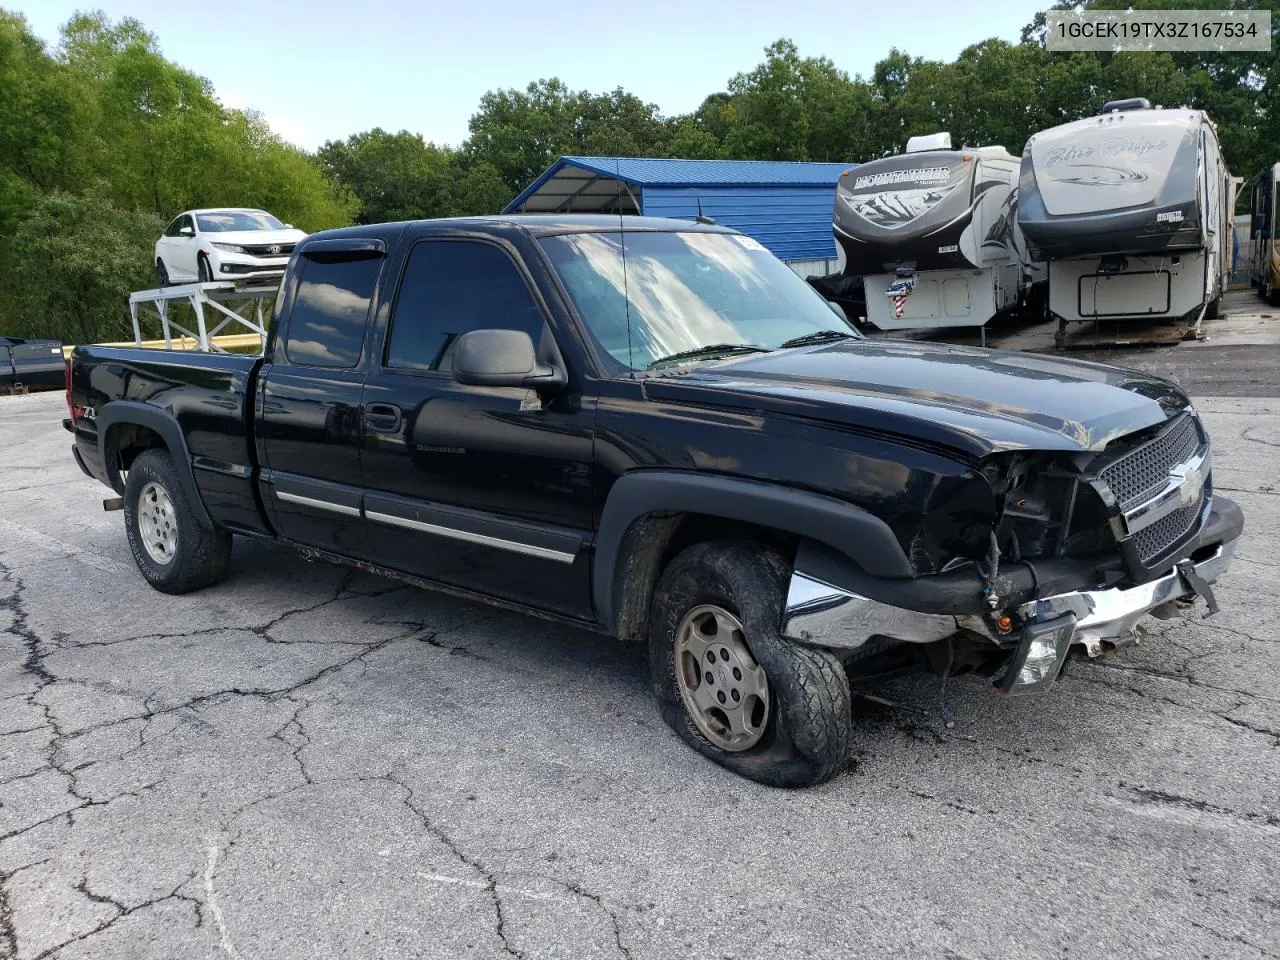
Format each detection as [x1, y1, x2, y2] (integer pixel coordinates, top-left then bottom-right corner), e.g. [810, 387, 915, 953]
[996, 614, 1077, 697]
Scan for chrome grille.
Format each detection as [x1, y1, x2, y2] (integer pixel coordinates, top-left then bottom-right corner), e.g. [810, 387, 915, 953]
[1100, 413, 1201, 509]
[1132, 493, 1204, 562]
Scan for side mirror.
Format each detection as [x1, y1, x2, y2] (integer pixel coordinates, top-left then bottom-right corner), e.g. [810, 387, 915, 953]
[179, 225, 194, 237]
[452, 329, 566, 391]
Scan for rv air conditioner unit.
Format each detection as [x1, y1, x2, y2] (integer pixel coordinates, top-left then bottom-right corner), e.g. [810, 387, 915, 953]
[1100, 97, 1151, 114]
[905, 132, 952, 153]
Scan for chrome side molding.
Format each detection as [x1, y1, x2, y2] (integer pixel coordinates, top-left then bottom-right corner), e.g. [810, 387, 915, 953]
[275, 489, 361, 517]
[363, 509, 579, 564]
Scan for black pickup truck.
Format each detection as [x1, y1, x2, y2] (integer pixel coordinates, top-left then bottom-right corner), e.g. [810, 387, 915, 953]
[66, 215, 1243, 787]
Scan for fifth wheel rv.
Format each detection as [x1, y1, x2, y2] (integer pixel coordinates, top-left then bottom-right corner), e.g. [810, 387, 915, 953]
[832, 132, 1044, 338]
[1248, 162, 1280, 304]
[1017, 99, 1235, 343]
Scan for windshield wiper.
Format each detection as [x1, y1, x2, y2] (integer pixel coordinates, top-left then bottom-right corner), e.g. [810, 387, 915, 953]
[647, 343, 769, 369]
[777, 329, 857, 349]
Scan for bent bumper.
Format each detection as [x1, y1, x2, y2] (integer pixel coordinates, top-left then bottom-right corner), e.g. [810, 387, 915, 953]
[1022, 540, 1233, 656]
[782, 496, 1243, 659]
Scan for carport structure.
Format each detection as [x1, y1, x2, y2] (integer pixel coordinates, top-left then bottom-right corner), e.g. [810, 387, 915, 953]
[504, 156, 857, 275]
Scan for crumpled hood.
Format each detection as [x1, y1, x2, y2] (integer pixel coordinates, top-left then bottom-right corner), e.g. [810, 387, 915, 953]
[641, 339, 1189, 458]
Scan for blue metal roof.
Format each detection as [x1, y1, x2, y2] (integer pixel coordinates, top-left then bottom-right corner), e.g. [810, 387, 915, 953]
[504, 156, 854, 214]
[558, 156, 853, 187]
[642, 187, 839, 263]
[504, 155, 859, 263]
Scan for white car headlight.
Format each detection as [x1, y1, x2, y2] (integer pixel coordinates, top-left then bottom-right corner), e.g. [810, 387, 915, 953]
[212, 243, 247, 254]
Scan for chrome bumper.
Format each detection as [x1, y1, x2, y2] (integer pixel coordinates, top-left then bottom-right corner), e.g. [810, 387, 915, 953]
[781, 541, 1236, 654]
[1018, 540, 1234, 656]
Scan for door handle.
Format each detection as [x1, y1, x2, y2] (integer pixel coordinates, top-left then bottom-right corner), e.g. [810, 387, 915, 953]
[363, 403, 402, 433]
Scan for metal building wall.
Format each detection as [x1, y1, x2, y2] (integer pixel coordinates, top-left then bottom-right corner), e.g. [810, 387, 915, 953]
[639, 186, 839, 264]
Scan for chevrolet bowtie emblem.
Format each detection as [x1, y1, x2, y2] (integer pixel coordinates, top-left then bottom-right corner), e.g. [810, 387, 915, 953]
[1170, 460, 1206, 507]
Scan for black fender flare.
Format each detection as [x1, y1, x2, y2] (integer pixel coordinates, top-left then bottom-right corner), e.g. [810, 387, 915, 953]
[592, 471, 914, 632]
[97, 401, 214, 529]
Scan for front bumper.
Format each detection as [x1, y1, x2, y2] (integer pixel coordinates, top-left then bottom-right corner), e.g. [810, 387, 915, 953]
[1018, 540, 1233, 657]
[212, 252, 289, 280]
[781, 496, 1243, 681]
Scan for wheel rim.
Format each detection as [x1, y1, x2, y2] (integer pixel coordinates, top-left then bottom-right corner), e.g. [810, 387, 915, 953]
[137, 481, 178, 565]
[673, 604, 770, 752]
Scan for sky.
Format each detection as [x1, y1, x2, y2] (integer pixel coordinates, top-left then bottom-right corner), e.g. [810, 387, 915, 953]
[17, 0, 1049, 151]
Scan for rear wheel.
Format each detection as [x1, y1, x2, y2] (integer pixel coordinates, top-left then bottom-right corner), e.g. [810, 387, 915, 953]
[648, 541, 851, 788]
[124, 449, 231, 594]
[198, 254, 213, 283]
[155, 258, 170, 287]
[1204, 296, 1221, 321]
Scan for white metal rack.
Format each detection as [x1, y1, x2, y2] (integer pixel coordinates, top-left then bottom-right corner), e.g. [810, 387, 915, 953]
[128, 280, 280, 353]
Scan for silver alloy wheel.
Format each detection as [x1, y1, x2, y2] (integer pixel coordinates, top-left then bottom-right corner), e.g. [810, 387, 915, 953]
[673, 604, 770, 752]
[137, 481, 178, 565]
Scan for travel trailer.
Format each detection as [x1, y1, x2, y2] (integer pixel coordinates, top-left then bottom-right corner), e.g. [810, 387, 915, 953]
[1017, 99, 1235, 342]
[1248, 162, 1280, 304]
[830, 132, 1045, 338]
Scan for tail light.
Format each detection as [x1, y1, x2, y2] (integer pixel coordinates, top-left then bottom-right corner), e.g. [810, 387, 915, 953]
[65, 356, 85, 423]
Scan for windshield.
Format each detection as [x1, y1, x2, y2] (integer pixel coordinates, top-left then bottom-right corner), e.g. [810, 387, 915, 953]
[539, 230, 858, 371]
[196, 210, 286, 232]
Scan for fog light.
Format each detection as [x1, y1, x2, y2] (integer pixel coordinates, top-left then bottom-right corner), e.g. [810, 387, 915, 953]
[997, 614, 1077, 697]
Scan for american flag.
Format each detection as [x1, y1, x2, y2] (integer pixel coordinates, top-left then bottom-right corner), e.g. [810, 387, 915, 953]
[886, 277, 915, 318]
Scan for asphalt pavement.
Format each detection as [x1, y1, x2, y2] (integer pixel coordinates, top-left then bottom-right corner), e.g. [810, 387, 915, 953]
[1, 295, 1277, 959]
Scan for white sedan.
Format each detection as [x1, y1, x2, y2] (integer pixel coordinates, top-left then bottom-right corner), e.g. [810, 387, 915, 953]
[154, 208, 307, 286]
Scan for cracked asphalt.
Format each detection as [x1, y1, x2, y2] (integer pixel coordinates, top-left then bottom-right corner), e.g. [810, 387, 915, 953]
[2, 336, 1279, 958]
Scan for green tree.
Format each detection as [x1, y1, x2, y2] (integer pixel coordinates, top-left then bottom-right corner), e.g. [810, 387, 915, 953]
[717, 40, 869, 162]
[8, 192, 163, 343]
[0, 9, 353, 340]
[466, 78, 671, 192]
[318, 128, 458, 224]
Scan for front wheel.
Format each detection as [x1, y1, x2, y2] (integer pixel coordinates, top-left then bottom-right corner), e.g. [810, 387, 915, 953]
[123, 449, 231, 594]
[198, 254, 214, 283]
[648, 541, 851, 788]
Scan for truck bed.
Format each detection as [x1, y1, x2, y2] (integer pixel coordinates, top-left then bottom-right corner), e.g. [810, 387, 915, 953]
[68, 346, 268, 534]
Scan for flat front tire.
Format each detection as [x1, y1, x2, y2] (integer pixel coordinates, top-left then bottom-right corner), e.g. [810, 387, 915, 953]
[123, 449, 231, 594]
[648, 541, 851, 788]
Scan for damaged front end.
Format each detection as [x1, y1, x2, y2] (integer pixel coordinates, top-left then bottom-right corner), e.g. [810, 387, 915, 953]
[781, 410, 1244, 698]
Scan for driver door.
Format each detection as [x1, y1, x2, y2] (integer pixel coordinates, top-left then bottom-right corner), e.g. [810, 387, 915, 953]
[358, 234, 595, 618]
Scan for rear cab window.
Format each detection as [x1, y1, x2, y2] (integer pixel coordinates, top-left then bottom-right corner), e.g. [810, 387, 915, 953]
[282, 256, 382, 368]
